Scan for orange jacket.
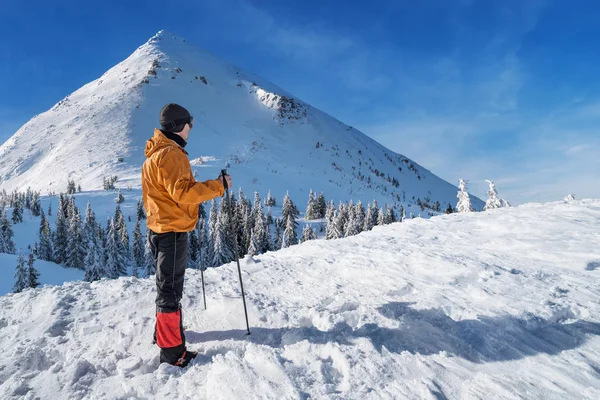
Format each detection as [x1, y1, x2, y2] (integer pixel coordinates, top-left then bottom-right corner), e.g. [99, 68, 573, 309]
[142, 129, 224, 233]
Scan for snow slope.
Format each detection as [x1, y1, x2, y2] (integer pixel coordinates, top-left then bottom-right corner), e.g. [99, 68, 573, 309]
[1, 199, 600, 399]
[0, 30, 482, 211]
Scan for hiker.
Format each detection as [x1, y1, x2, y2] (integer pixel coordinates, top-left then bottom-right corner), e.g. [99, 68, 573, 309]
[142, 103, 232, 367]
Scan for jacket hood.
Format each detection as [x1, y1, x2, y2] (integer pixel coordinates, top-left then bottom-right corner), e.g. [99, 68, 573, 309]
[145, 129, 178, 158]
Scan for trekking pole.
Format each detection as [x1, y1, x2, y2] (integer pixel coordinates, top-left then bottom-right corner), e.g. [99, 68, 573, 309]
[200, 266, 207, 310]
[197, 223, 207, 310]
[221, 169, 251, 335]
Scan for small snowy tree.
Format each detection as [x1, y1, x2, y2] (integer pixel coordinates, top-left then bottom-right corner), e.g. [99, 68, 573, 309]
[106, 219, 126, 278]
[384, 204, 397, 224]
[325, 201, 336, 240]
[84, 236, 104, 282]
[143, 233, 156, 277]
[137, 199, 146, 220]
[31, 192, 42, 217]
[38, 211, 53, 262]
[377, 208, 385, 226]
[197, 217, 210, 270]
[364, 202, 374, 232]
[116, 189, 125, 204]
[300, 224, 318, 243]
[273, 217, 283, 250]
[66, 211, 86, 269]
[188, 228, 199, 269]
[564, 194, 575, 202]
[27, 251, 40, 289]
[483, 180, 503, 211]
[13, 250, 28, 293]
[305, 189, 319, 220]
[456, 179, 472, 213]
[370, 200, 379, 228]
[265, 190, 276, 207]
[247, 229, 259, 256]
[335, 202, 348, 236]
[282, 215, 298, 248]
[316, 193, 327, 219]
[212, 208, 234, 267]
[11, 199, 23, 224]
[281, 192, 299, 228]
[132, 219, 144, 277]
[0, 208, 16, 254]
[53, 198, 69, 264]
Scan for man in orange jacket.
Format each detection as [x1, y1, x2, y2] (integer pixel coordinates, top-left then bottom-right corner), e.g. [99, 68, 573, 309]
[142, 103, 232, 367]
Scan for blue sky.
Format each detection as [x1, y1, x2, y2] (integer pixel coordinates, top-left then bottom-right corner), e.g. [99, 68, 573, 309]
[1, 0, 599, 203]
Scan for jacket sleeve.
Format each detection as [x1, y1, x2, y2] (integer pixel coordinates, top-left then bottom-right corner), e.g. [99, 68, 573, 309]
[158, 149, 225, 204]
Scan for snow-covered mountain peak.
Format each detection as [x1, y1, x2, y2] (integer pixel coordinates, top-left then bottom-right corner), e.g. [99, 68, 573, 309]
[0, 32, 482, 212]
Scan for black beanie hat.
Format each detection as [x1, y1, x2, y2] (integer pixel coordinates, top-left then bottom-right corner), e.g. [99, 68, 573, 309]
[159, 103, 191, 131]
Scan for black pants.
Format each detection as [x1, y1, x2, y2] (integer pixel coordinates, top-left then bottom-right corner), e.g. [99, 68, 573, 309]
[148, 230, 189, 364]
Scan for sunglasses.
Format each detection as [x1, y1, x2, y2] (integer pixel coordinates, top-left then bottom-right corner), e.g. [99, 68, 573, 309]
[188, 116, 194, 129]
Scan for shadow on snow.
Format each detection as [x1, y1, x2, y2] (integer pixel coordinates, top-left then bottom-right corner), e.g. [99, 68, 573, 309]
[186, 302, 600, 363]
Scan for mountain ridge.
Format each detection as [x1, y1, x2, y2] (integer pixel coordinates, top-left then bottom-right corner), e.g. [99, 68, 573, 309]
[0, 30, 483, 211]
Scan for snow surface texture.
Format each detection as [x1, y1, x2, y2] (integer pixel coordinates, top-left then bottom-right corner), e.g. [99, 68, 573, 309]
[0, 30, 482, 211]
[2, 199, 600, 399]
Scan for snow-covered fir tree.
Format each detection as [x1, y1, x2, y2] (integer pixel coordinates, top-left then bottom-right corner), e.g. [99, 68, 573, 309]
[212, 207, 234, 267]
[301, 224, 318, 243]
[402, 207, 407, 221]
[132, 219, 144, 277]
[281, 191, 299, 228]
[317, 193, 327, 219]
[11, 199, 23, 224]
[137, 199, 146, 220]
[13, 250, 28, 293]
[31, 192, 42, 217]
[84, 236, 104, 282]
[53, 197, 69, 264]
[106, 219, 127, 278]
[208, 199, 218, 263]
[0, 208, 16, 254]
[188, 229, 199, 269]
[344, 200, 360, 237]
[82, 202, 96, 246]
[364, 202, 374, 231]
[305, 189, 319, 220]
[265, 190, 276, 207]
[27, 250, 40, 289]
[354, 201, 366, 232]
[282, 215, 299, 248]
[66, 211, 86, 269]
[273, 217, 283, 250]
[113, 204, 130, 263]
[47, 202, 52, 216]
[483, 180, 503, 211]
[325, 200, 337, 240]
[564, 194, 575, 202]
[196, 217, 210, 271]
[377, 208, 385, 226]
[66, 179, 77, 195]
[143, 233, 156, 278]
[37, 211, 53, 262]
[247, 229, 259, 256]
[335, 202, 348, 237]
[456, 178, 472, 213]
[116, 189, 125, 204]
[384, 204, 397, 224]
[370, 200, 379, 228]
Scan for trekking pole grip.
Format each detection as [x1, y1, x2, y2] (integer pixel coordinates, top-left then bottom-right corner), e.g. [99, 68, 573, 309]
[220, 169, 229, 191]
